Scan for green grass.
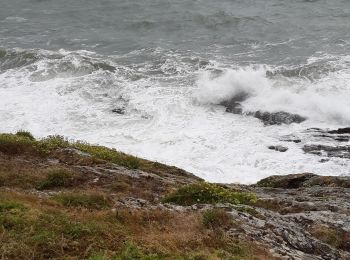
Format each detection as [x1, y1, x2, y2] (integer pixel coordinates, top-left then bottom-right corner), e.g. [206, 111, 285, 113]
[52, 192, 110, 209]
[0, 201, 26, 214]
[0, 200, 27, 231]
[162, 182, 257, 206]
[89, 241, 162, 260]
[0, 132, 199, 177]
[0, 133, 142, 169]
[0, 189, 267, 260]
[74, 141, 141, 169]
[216, 243, 250, 260]
[0, 197, 109, 258]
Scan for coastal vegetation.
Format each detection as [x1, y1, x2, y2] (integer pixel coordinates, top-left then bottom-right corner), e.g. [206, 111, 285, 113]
[162, 182, 256, 206]
[0, 131, 268, 259]
[1, 131, 349, 259]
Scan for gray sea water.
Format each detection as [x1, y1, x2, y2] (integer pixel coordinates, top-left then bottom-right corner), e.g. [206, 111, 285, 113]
[1, 0, 350, 183]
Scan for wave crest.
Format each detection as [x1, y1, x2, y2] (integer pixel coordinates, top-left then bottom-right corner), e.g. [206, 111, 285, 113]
[195, 66, 350, 125]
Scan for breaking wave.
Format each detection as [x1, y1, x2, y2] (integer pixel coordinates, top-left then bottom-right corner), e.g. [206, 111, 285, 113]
[195, 63, 350, 125]
[1, 46, 350, 184]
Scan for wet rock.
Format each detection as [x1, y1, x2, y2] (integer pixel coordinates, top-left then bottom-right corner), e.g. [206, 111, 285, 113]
[303, 144, 350, 159]
[219, 92, 248, 114]
[319, 158, 330, 163]
[257, 173, 350, 189]
[303, 176, 350, 188]
[90, 62, 116, 72]
[328, 127, 350, 135]
[253, 111, 306, 125]
[112, 108, 125, 114]
[256, 173, 316, 188]
[220, 94, 306, 125]
[305, 128, 350, 143]
[268, 145, 288, 152]
[334, 136, 350, 142]
[280, 134, 302, 143]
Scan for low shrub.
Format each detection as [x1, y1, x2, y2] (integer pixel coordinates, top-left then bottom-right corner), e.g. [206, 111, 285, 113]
[162, 182, 257, 206]
[15, 130, 35, 141]
[0, 133, 68, 156]
[202, 208, 233, 229]
[36, 168, 73, 190]
[0, 133, 36, 155]
[108, 180, 131, 192]
[310, 224, 341, 248]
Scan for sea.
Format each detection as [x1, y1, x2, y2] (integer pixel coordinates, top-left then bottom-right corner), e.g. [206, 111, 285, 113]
[1, 0, 350, 183]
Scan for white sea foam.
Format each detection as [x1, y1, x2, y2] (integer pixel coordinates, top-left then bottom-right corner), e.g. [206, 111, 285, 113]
[0, 50, 350, 184]
[4, 17, 27, 23]
[195, 66, 350, 125]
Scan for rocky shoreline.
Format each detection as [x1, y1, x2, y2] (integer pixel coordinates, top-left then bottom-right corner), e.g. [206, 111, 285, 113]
[0, 132, 349, 259]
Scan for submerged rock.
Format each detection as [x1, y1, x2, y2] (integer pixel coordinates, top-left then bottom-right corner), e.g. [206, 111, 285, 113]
[268, 145, 288, 152]
[219, 92, 248, 114]
[257, 173, 350, 188]
[280, 134, 302, 143]
[306, 128, 350, 142]
[253, 110, 306, 125]
[328, 127, 350, 135]
[112, 108, 126, 114]
[303, 144, 350, 159]
[220, 94, 306, 125]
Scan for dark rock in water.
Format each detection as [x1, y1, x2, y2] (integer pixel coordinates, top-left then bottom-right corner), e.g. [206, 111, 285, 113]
[112, 108, 125, 114]
[268, 145, 288, 152]
[280, 135, 302, 143]
[257, 173, 350, 189]
[303, 144, 350, 159]
[263, 173, 350, 189]
[304, 175, 350, 188]
[335, 136, 350, 142]
[257, 173, 316, 188]
[253, 111, 306, 125]
[219, 92, 248, 114]
[328, 127, 350, 135]
[112, 96, 129, 115]
[89, 61, 116, 72]
[220, 94, 306, 125]
[305, 128, 350, 143]
[319, 158, 330, 163]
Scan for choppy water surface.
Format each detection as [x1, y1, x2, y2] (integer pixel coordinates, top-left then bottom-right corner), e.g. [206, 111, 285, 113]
[1, 0, 350, 183]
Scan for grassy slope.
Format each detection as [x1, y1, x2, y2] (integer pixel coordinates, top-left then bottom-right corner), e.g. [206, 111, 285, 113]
[0, 132, 272, 260]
